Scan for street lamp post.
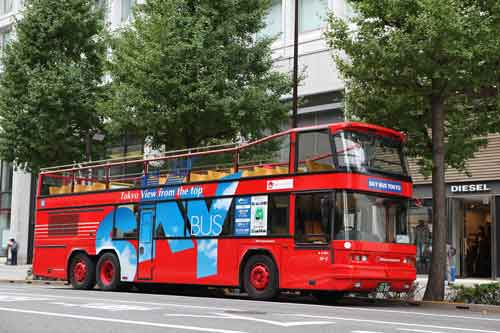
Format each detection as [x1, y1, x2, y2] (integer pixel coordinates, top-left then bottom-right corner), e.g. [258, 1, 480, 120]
[291, 0, 299, 128]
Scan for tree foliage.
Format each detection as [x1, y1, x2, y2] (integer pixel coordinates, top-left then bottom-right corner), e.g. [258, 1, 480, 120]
[105, 0, 292, 150]
[326, 0, 500, 300]
[0, 0, 107, 172]
[326, 0, 500, 173]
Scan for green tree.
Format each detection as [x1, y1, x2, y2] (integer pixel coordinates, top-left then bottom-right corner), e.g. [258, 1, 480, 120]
[326, 0, 500, 300]
[0, 0, 107, 172]
[105, 0, 292, 150]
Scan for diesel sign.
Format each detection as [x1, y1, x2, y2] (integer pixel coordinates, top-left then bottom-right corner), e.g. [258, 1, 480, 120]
[450, 184, 491, 193]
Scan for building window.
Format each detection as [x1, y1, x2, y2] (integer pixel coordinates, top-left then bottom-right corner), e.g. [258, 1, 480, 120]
[0, 0, 13, 16]
[258, 0, 283, 39]
[299, 0, 328, 32]
[0, 29, 12, 56]
[121, 0, 136, 22]
[96, 0, 109, 20]
[0, 161, 13, 256]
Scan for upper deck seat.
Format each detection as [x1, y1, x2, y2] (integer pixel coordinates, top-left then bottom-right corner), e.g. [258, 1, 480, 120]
[305, 160, 334, 172]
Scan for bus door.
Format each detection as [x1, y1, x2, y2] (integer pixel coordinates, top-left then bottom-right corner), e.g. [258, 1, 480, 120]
[285, 192, 333, 288]
[138, 206, 156, 280]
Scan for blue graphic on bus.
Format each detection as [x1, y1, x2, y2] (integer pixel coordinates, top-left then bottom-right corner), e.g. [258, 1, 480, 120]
[96, 207, 138, 281]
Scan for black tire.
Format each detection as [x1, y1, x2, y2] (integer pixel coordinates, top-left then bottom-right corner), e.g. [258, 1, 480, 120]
[243, 255, 279, 300]
[315, 291, 345, 304]
[69, 253, 96, 290]
[96, 252, 121, 291]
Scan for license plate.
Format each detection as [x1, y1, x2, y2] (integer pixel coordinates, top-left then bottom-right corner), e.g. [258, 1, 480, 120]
[377, 282, 390, 292]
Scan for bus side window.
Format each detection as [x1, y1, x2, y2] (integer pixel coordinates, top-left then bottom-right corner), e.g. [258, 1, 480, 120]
[268, 195, 290, 236]
[296, 130, 335, 173]
[295, 193, 332, 244]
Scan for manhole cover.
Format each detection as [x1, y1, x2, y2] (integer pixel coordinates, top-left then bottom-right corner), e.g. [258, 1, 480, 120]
[224, 310, 267, 315]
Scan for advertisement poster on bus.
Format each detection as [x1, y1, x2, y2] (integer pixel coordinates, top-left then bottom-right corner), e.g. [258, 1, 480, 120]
[250, 195, 268, 236]
[234, 196, 251, 236]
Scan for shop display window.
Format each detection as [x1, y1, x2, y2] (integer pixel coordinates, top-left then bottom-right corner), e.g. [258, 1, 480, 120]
[409, 199, 433, 274]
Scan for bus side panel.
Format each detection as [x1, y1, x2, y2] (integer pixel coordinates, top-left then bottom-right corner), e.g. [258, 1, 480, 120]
[33, 205, 115, 280]
[32, 244, 68, 280]
[151, 238, 239, 286]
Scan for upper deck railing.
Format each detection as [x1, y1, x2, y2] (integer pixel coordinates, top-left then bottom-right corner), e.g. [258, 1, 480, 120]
[40, 142, 239, 173]
[38, 122, 407, 196]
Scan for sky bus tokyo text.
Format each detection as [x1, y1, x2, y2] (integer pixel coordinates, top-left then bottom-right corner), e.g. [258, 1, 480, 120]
[33, 122, 416, 300]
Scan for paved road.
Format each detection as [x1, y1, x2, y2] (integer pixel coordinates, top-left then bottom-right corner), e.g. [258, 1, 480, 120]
[0, 284, 499, 333]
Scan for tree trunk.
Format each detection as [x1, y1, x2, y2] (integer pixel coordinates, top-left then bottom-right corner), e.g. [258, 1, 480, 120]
[423, 96, 447, 301]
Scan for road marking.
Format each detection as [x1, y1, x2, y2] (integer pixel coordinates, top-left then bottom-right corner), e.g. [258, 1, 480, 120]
[164, 312, 334, 327]
[318, 305, 500, 322]
[165, 314, 226, 319]
[291, 314, 500, 333]
[51, 302, 161, 312]
[214, 312, 333, 327]
[398, 329, 445, 333]
[0, 295, 54, 302]
[352, 331, 384, 333]
[0, 306, 246, 333]
[0, 291, 241, 311]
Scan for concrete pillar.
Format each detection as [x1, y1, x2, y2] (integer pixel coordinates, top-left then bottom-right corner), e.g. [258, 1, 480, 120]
[10, 169, 32, 265]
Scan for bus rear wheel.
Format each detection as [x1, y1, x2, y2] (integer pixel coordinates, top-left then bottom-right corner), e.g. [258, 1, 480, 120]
[97, 253, 121, 291]
[69, 253, 95, 290]
[243, 255, 278, 300]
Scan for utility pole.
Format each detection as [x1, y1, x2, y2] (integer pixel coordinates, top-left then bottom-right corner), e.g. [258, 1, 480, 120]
[291, 0, 299, 128]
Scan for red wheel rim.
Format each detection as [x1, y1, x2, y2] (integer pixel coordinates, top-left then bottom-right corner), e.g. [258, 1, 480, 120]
[100, 259, 115, 286]
[73, 260, 87, 283]
[249, 264, 270, 290]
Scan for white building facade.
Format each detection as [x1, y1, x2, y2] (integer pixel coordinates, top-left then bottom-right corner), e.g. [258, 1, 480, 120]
[0, 0, 348, 264]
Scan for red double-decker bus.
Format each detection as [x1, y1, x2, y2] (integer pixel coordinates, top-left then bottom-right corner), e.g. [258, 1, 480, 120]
[33, 122, 416, 300]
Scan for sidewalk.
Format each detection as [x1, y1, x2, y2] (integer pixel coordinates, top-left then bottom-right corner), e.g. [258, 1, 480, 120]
[412, 275, 499, 301]
[0, 257, 32, 281]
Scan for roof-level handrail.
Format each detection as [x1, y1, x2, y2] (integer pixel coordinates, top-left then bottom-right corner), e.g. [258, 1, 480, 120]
[39, 122, 405, 175]
[40, 142, 240, 172]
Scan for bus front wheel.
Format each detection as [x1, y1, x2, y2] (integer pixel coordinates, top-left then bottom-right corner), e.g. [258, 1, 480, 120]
[243, 255, 279, 300]
[69, 253, 96, 290]
[96, 253, 121, 291]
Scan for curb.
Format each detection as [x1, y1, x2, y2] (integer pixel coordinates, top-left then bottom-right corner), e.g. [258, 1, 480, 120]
[418, 300, 500, 314]
[0, 279, 68, 286]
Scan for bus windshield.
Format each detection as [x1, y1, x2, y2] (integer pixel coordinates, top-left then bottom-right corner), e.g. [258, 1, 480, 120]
[333, 130, 407, 176]
[334, 191, 409, 243]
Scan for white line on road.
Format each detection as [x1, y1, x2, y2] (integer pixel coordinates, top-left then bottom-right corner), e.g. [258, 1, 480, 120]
[165, 312, 334, 327]
[322, 305, 500, 322]
[398, 329, 445, 333]
[351, 331, 384, 333]
[0, 291, 241, 311]
[290, 314, 500, 333]
[213, 312, 334, 327]
[0, 306, 247, 333]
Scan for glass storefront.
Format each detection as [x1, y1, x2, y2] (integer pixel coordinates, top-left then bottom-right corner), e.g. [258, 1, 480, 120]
[450, 196, 492, 278]
[409, 194, 497, 278]
[409, 199, 433, 274]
